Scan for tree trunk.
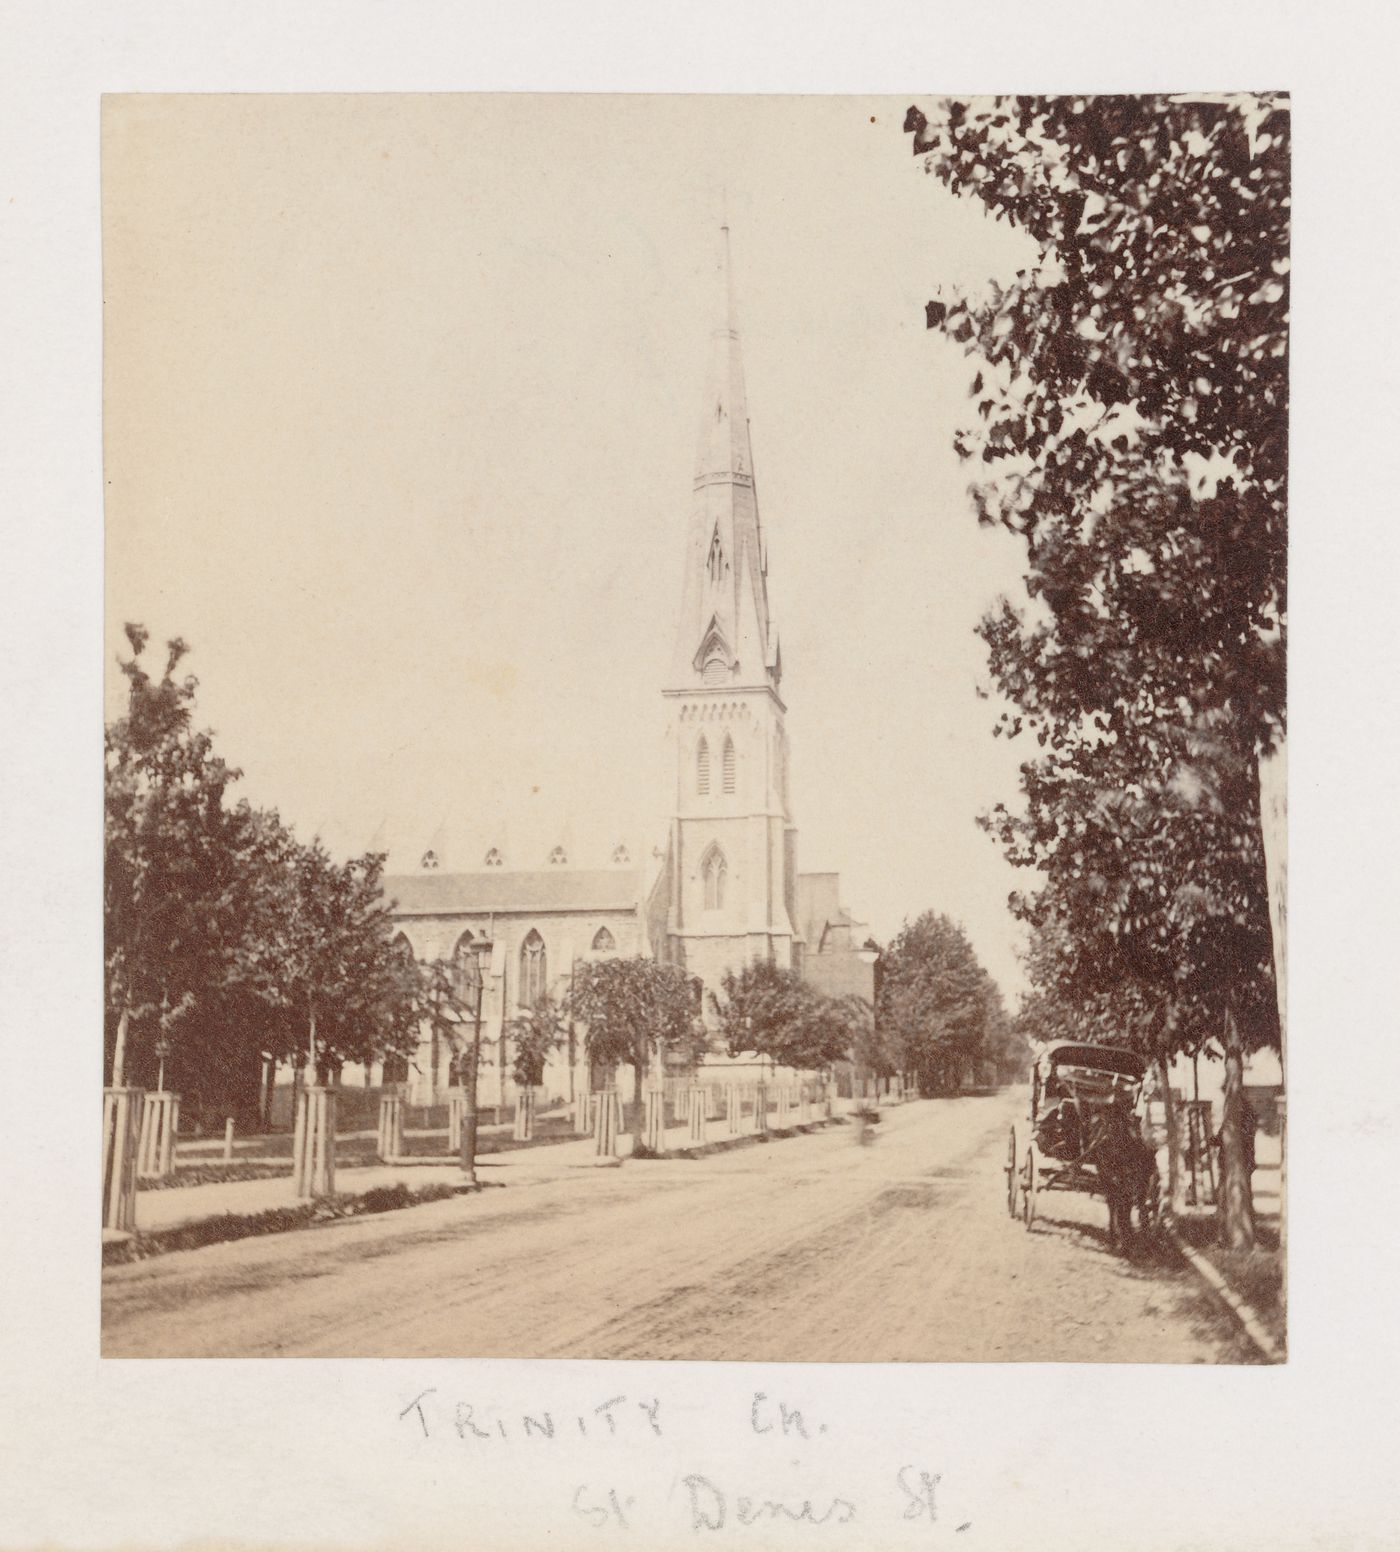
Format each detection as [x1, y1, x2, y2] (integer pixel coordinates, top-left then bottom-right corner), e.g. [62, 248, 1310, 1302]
[261, 1055, 276, 1131]
[631, 1058, 646, 1154]
[290, 1056, 304, 1135]
[460, 1038, 480, 1186]
[1218, 998, 1257, 1249]
[112, 1004, 131, 1088]
[1157, 1056, 1185, 1215]
[227, 1045, 261, 1133]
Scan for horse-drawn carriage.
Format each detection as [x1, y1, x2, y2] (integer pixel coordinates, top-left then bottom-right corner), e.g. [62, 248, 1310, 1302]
[1007, 1041, 1161, 1248]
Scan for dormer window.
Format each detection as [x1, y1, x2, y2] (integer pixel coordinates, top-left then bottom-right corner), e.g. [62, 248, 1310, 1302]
[484, 848, 503, 867]
[692, 616, 734, 682]
[548, 845, 568, 865]
[420, 849, 440, 870]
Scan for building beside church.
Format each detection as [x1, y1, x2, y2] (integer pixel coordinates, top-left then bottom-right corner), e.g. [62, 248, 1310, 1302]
[374, 225, 872, 1106]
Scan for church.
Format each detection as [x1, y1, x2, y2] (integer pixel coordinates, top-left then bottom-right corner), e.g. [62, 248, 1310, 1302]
[377, 226, 873, 1108]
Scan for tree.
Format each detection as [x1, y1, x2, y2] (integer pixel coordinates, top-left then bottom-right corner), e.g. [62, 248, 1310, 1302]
[418, 948, 485, 1182]
[878, 913, 1005, 1094]
[261, 838, 419, 1082]
[842, 993, 893, 1087]
[507, 993, 569, 1088]
[709, 961, 851, 1074]
[566, 958, 708, 1154]
[106, 624, 421, 1128]
[105, 626, 244, 1088]
[905, 94, 1287, 1246]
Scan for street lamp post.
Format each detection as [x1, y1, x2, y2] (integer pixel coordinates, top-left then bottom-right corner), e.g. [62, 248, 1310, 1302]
[451, 939, 491, 1187]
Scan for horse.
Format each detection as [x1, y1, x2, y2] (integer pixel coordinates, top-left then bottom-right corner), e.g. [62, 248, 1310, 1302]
[1088, 1100, 1160, 1252]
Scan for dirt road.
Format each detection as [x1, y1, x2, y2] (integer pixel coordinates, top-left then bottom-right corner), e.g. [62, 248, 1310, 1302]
[103, 1089, 1240, 1361]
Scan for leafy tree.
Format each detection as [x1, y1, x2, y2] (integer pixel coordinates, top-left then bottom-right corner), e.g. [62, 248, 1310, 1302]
[105, 625, 419, 1126]
[105, 626, 244, 1088]
[905, 94, 1287, 1246]
[878, 913, 1004, 1094]
[507, 993, 569, 1087]
[257, 837, 418, 1082]
[566, 957, 707, 1153]
[840, 994, 889, 1086]
[709, 961, 851, 1073]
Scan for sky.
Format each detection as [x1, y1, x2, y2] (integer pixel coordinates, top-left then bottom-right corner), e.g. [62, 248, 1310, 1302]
[103, 93, 1043, 1000]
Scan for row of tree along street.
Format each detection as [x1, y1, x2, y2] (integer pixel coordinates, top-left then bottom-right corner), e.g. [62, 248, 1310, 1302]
[904, 94, 1288, 1247]
[107, 623, 1022, 1170]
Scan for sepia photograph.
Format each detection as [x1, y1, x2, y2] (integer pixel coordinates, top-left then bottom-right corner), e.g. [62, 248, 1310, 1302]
[100, 91, 1288, 1363]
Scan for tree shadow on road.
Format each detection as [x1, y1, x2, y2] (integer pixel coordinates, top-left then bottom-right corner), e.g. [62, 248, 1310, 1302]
[1027, 1208, 1180, 1273]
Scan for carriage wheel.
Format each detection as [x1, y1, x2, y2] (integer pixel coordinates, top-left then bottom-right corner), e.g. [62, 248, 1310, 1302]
[1021, 1145, 1037, 1231]
[1006, 1127, 1019, 1218]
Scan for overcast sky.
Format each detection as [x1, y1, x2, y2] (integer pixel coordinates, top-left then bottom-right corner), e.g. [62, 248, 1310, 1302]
[104, 94, 1042, 999]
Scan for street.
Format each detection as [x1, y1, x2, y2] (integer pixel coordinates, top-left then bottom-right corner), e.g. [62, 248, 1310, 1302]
[103, 1089, 1239, 1361]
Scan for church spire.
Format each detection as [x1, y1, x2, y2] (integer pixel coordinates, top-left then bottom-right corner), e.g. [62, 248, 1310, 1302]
[694, 222, 752, 487]
[670, 222, 779, 693]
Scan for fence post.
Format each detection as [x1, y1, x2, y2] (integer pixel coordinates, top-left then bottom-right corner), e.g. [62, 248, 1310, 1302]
[594, 1086, 619, 1157]
[293, 1086, 337, 1197]
[754, 1082, 768, 1134]
[377, 1089, 404, 1163]
[644, 1087, 665, 1153]
[688, 1085, 707, 1145]
[447, 1089, 464, 1154]
[775, 1086, 790, 1129]
[725, 1083, 739, 1135]
[103, 1087, 143, 1233]
[223, 1116, 235, 1162]
[137, 1090, 180, 1180]
[513, 1086, 536, 1142]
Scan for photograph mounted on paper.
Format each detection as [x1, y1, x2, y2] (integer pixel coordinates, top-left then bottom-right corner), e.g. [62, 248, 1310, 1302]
[101, 94, 1287, 1362]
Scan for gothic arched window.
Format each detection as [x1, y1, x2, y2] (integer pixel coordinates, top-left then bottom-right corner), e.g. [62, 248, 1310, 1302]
[420, 849, 439, 870]
[722, 734, 736, 795]
[707, 525, 725, 583]
[448, 932, 482, 1013]
[611, 843, 629, 864]
[519, 929, 547, 1009]
[702, 846, 727, 911]
[392, 932, 415, 967]
[696, 736, 711, 796]
[484, 847, 503, 867]
[548, 845, 567, 865]
[592, 926, 616, 953]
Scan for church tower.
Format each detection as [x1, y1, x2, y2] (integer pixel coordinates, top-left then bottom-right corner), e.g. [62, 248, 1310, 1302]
[662, 224, 800, 992]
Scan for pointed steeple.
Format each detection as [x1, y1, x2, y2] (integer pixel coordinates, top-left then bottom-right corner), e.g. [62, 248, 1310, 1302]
[670, 222, 778, 694]
[695, 223, 754, 487]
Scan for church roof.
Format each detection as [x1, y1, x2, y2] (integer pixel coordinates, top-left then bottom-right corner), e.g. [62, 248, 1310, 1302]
[385, 867, 645, 918]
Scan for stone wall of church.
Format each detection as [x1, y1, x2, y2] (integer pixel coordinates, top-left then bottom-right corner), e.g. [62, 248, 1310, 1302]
[386, 908, 644, 1106]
